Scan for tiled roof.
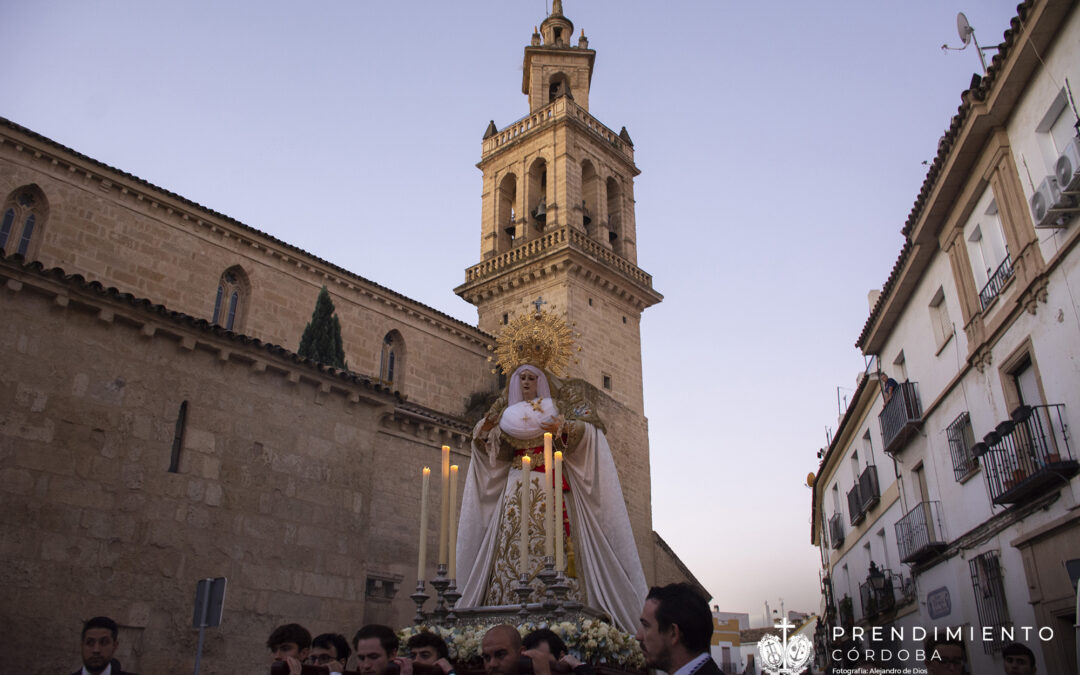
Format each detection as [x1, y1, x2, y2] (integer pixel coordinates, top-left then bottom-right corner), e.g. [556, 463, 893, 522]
[0, 250, 402, 396]
[0, 116, 491, 342]
[855, 1, 1035, 350]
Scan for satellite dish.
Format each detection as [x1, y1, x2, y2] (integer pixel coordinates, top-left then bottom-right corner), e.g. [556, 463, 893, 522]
[957, 13, 974, 45]
[806, 472, 816, 488]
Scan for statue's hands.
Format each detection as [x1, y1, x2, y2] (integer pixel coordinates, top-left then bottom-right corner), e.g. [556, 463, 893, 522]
[540, 415, 564, 434]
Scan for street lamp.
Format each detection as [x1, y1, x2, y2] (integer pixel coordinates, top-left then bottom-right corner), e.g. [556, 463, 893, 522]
[868, 561, 886, 593]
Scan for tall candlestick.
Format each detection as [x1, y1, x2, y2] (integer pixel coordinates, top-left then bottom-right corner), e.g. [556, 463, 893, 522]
[417, 467, 430, 582]
[449, 465, 459, 579]
[554, 451, 564, 571]
[520, 455, 531, 577]
[439, 445, 450, 565]
[544, 432, 554, 557]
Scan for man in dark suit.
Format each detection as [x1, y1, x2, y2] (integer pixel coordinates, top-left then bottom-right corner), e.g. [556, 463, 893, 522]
[636, 583, 724, 675]
[71, 616, 139, 675]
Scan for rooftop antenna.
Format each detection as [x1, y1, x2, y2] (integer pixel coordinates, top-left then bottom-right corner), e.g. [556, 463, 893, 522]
[941, 12, 997, 74]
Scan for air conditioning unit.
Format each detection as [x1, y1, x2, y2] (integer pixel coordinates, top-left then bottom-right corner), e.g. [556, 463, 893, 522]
[1056, 134, 1080, 193]
[1030, 175, 1066, 228]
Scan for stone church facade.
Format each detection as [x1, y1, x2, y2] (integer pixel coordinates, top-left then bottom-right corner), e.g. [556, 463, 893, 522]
[0, 4, 701, 673]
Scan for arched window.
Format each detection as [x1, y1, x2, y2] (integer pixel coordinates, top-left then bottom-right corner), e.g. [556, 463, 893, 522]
[497, 173, 518, 252]
[581, 160, 599, 233]
[528, 158, 548, 234]
[210, 266, 250, 332]
[548, 72, 572, 104]
[606, 177, 622, 253]
[379, 330, 406, 388]
[1, 185, 49, 258]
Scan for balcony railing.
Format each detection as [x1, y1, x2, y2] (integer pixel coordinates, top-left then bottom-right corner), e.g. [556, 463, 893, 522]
[975, 404, 1077, 505]
[461, 225, 653, 288]
[846, 483, 864, 526]
[846, 465, 881, 526]
[828, 512, 844, 550]
[879, 381, 923, 454]
[979, 254, 1014, 310]
[858, 465, 880, 512]
[838, 596, 855, 627]
[895, 500, 948, 564]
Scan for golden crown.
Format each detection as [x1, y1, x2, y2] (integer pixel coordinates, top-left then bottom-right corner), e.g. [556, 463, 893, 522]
[490, 299, 576, 377]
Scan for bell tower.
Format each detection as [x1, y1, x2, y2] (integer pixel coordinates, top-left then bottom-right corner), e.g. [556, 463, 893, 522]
[455, 0, 662, 416]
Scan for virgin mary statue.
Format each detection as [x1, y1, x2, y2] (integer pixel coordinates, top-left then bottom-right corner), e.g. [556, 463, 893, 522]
[455, 308, 647, 633]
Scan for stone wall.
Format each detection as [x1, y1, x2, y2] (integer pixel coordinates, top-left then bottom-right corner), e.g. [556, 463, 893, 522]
[0, 124, 497, 416]
[0, 260, 467, 674]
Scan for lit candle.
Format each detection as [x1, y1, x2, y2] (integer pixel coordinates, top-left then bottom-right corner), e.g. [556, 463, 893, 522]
[520, 455, 531, 577]
[417, 467, 430, 583]
[544, 432, 554, 557]
[439, 445, 450, 565]
[449, 464, 459, 579]
[554, 451, 564, 571]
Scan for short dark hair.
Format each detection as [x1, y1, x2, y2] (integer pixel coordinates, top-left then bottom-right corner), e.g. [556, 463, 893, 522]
[267, 623, 313, 651]
[923, 635, 965, 663]
[523, 629, 567, 658]
[646, 583, 713, 653]
[407, 631, 449, 659]
[82, 616, 119, 640]
[353, 624, 400, 656]
[1002, 642, 1035, 665]
[314, 633, 352, 662]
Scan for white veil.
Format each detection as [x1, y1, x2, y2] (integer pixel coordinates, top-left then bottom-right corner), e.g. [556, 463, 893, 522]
[505, 364, 552, 405]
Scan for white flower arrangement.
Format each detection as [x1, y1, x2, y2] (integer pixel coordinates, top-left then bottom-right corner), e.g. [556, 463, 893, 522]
[398, 617, 644, 670]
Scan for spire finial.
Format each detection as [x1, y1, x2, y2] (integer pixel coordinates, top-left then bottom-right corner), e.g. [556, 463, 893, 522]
[551, 0, 564, 17]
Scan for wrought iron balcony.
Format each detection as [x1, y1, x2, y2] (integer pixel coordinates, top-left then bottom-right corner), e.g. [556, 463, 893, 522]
[879, 381, 923, 454]
[846, 465, 881, 526]
[828, 512, 844, 549]
[895, 500, 948, 564]
[858, 464, 880, 512]
[979, 254, 1014, 310]
[838, 595, 854, 627]
[975, 404, 1077, 506]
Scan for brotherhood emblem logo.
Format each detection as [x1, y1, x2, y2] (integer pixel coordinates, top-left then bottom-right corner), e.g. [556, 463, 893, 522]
[757, 618, 813, 675]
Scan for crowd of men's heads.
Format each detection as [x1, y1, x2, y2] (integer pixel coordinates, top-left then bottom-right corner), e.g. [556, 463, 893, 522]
[76, 589, 1045, 675]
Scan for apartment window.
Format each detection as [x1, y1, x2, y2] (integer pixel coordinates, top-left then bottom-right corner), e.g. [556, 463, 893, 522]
[211, 266, 249, 332]
[892, 351, 907, 382]
[963, 190, 1012, 310]
[1, 185, 48, 258]
[1036, 89, 1079, 171]
[969, 551, 1011, 653]
[945, 411, 978, 480]
[862, 430, 874, 463]
[929, 287, 953, 351]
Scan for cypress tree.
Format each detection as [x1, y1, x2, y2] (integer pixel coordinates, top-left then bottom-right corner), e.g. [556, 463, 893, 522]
[298, 286, 347, 370]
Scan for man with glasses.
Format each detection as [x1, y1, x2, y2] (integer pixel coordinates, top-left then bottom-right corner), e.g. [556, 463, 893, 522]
[308, 633, 352, 674]
[924, 636, 966, 674]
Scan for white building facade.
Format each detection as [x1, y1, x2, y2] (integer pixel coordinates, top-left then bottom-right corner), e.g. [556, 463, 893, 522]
[811, 1, 1080, 673]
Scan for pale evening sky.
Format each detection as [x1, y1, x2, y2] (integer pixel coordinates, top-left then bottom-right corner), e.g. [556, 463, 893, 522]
[1, 0, 1025, 624]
